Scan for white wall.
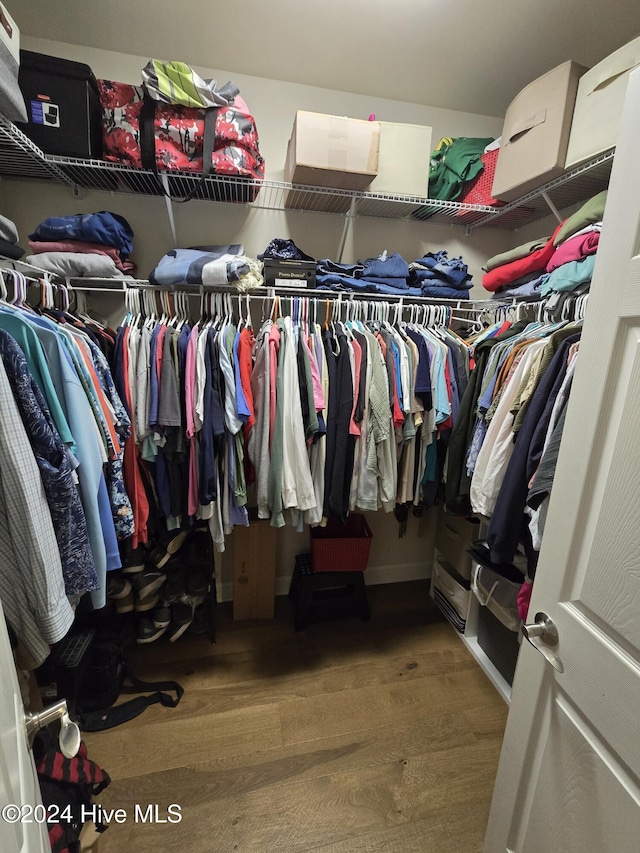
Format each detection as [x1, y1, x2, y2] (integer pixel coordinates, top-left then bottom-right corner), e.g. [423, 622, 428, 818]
[1, 37, 517, 594]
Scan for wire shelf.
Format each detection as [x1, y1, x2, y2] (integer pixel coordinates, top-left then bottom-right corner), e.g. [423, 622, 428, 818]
[0, 117, 75, 185]
[0, 118, 614, 231]
[44, 154, 499, 223]
[470, 149, 615, 230]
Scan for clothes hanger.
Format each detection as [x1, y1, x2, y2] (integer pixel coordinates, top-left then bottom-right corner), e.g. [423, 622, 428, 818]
[237, 291, 245, 331]
[0, 270, 9, 302]
[245, 293, 253, 331]
[174, 291, 184, 328]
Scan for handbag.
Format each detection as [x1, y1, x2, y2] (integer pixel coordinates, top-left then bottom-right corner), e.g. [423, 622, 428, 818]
[97, 75, 264, 202]
[76, 637, 183, 732]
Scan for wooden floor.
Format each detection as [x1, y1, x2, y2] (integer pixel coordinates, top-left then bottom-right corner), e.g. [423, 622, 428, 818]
[85, 582, 508, 853]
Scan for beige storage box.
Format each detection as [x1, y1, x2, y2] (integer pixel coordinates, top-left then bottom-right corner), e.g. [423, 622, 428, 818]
[435, 510, 480, 581]
[285, 110, 380, 190]
[491, 60, 588, 202]
[367, 121, 431, 197]
[0, 2, 28, 123]
[431, 559, 471, 633]
[565, 37, 640, 168]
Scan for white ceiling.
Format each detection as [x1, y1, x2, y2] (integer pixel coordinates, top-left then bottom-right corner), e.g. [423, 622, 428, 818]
[14, 0, 640, 117]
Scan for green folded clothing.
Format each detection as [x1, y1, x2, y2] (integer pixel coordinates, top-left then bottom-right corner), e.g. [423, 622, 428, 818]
[553, 191, 607, 246]
[429, 137, 494, 202]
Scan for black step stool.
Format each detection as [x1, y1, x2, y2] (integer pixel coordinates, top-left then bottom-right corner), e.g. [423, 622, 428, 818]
[288, 553, 370, 631]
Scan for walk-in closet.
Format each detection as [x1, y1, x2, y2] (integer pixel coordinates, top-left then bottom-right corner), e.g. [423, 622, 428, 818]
[1, 2, 640, 851]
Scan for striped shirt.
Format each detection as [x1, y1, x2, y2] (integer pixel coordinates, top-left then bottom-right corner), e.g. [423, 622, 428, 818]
[0, 358, 73, 665]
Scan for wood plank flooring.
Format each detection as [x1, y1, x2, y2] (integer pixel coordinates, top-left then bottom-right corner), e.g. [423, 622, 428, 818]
[84, 581, 508, 853]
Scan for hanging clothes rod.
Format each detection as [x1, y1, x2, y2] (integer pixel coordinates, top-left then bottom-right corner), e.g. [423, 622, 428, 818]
[0, 256, 508, 309]
[116, 280, 505, 308]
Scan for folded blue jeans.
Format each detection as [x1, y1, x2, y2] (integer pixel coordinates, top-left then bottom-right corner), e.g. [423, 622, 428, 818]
[420, 284, 471, 299]
[357, 252, 409, 279]
[316, 274, 376, 292]
[317, 259, 365, 277]
[360, 276, 409, 289]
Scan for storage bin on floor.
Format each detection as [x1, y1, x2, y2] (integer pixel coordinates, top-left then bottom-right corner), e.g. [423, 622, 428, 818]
[476, 605, 521, 686]
[431, 559, 471, 633]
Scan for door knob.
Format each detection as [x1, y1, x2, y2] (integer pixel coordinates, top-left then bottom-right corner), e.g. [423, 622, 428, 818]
[521, 612, 564, 673]
[24, 699, 81, 758]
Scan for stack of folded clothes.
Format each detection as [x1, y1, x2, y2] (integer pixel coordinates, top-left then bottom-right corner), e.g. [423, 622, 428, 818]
[149, 244, 264, 290]
[482, 228, 560, 298]
[317, 252, 418, 295]
[0, 213, 25, 260]
[484, 190, 606, 300]
[408, 250, 472, 298]
[258, 238, 314, 262]
[539, 191, 605, 298]
[26, 211, 136, 278]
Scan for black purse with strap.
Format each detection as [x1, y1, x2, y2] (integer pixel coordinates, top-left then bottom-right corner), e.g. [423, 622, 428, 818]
[76, 637, 184, 732]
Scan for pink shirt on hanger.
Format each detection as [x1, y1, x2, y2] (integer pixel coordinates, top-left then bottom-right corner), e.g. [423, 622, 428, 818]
[268, 323, 280, 450]
[185, 324, 200, 517]
[303, 332, 325, 413]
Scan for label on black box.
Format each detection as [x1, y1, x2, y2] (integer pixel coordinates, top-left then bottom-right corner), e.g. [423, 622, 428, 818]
[275, 278, 306, 287]
[30, 100, 60, 128]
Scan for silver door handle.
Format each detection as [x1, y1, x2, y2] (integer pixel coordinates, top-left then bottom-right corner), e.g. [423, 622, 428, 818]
[521, 612, 564, 673]
[24, 699, 81, 758]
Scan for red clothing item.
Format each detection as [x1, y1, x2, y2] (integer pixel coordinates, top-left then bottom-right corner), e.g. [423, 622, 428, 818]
[28, 239, 136, 272]
[392, 367, 404, 429]
[238, 327, 256, 430]
[77, 345, 121, 457]
[155, 325, 167, 397]
[517, 580, 533, 621]
[239, 327, 256, 485]
[482, 221, 565, 292]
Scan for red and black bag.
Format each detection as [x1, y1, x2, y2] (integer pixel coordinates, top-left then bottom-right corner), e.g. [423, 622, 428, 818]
[97, 79, 265, 202]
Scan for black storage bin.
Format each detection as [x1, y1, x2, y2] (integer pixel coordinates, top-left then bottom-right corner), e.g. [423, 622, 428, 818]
[16, 50, 102, 158]
[477, 605, 521, 686]
[263, 259, 317, 289]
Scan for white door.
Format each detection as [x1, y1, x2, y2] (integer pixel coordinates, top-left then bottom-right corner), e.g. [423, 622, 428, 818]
[0, 599, 50, 853]
[484, 68, 640, 852]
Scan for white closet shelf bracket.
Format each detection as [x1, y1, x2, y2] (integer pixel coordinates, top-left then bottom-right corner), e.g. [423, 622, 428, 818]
[337, 196, 357, 263]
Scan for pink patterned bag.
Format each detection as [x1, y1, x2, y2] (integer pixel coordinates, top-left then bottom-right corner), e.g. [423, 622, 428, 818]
[97, 79, 264, 199]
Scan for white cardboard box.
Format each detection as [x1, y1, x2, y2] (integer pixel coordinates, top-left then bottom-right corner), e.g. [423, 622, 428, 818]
[565, 36, 640, 168]
[368, 121, 432, 197]
[284, 110, 380, 190]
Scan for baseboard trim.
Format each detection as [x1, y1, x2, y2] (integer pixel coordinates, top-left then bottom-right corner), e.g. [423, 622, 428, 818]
[216, 561, 430, 603]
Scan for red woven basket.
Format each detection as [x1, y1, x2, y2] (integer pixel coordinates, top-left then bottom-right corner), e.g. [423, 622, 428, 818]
[310, 514, 373, 572]
[455, 149, 504, 216]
